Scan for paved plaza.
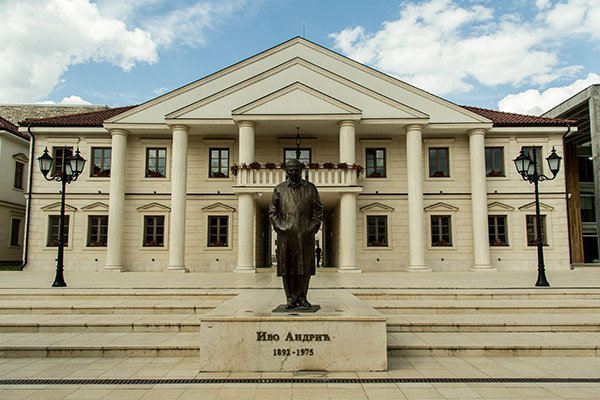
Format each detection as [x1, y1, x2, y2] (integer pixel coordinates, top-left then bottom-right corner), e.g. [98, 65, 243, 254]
[1, 268, 600, 399]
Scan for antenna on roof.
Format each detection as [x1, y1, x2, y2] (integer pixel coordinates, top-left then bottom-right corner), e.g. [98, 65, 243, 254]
[302, 18, 306, 38]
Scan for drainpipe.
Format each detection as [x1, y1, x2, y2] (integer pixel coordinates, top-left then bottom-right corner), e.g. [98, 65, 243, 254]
[21, 124, 35, 270]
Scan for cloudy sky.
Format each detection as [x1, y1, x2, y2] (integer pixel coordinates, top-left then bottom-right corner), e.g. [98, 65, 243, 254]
[1, 0, 598, 115]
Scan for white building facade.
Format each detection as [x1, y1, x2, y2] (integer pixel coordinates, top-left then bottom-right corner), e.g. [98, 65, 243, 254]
[22, 38, 572, 273]
[0, 117, 28, 262]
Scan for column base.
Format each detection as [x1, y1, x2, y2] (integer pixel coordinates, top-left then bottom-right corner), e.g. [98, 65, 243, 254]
[104, 265, 125, 272]
[337, 267, 362, 273]
[167, 265, 188, 273]
[407, 265, 432, 273]
[470, 265, 497, 272]
[234, 266, 256, 274]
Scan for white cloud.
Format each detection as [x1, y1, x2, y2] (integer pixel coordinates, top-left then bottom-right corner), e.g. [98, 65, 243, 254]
[59, 95, 93, 105]
[329, 0, 599, 96]
[0, 0, 247, 103]
[498, 73, 600, 115]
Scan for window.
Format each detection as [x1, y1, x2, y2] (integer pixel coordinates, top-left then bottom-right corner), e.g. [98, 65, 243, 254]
[145, 148, 167, 178]
[365, 148, 386, 178]
[366, 216, 388, 246]
[431, 215, 452, 246]
[428, 147, 450, 177]
[91, 147, 111, 177]
[488, 215, 508, 246]
[47, 215, 69, 247]
[521, 146, 543, 175]
[485, 147, 505, 177]
[578, 155, 595, 182]
[143, 216, 165, 247]
[526, 215, 547, 246]
[87, 216, 108, 247]
[284, 148, 311, 164]
[52, 147, 73, 175]
[208, 216, 228, 247]
[209, 148, 229, 178]
[13, 162, 24, 189]
[581, 195, 596, 223]
[10, 219, 21, 247]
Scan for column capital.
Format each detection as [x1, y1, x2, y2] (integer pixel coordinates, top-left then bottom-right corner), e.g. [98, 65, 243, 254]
[405, 124, 424, 133]
[169, 124, 190, 133]
[338, 120, 357, 128]
[467, 128, 487, 137]
[236, 120, 257, 128]
[109, 128, 129, 137]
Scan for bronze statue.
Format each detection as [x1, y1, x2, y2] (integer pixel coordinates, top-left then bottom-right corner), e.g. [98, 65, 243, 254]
[269, 159, 323, 309]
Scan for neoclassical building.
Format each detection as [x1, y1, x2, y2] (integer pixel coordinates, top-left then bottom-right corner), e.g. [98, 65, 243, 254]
[22, 37, 573, 273]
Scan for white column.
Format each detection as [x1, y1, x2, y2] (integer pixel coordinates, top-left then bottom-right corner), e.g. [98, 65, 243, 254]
[406, 125, 430, 272]
[338, 120, 356, 164]
[236, 121, 256, 273]
[339, 192, 360, 272]
[338, 121, 359, 272]
[238, 121, 256, 164]
[468, 129, 495, 271]
[168, 125, 189, 272]
[105, 129, 128, 272]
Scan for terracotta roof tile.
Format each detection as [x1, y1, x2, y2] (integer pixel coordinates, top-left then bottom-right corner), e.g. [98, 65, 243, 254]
[0, 116, 29, 140]
[461, 105, 573, 127]
[21, 105, 137, 127]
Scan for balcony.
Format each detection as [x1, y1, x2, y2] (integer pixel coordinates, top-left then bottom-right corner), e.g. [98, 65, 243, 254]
[232, 164, 362, 189]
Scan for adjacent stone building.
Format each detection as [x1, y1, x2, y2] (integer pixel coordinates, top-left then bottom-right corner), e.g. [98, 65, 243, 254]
[21, 37, 573, 273]
[543, 85, 600, 265]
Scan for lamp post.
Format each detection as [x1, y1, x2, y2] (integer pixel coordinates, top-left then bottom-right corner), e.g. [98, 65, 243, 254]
[513, 146, 562, 287]
[37, 146, 86, 287]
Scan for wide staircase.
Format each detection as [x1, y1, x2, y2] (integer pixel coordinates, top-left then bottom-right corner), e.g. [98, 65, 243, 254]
[1, 287, 600, 358]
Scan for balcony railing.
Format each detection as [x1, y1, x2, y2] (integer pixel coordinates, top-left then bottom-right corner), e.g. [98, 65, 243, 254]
[233, 164, 362, 187]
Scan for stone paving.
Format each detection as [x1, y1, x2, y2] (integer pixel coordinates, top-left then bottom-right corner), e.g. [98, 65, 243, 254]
[1, 268, 600, 399]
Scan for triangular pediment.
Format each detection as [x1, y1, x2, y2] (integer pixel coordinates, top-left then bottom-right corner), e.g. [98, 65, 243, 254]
[424, 202, 459, 212]
[488, 202, 515, 212]
[201, 202, 236, 213]
[41, 202, 77, 212]
[360, 202, 394, 213]
[136, 202, 171, 212]
[12, 153, 28, 163]
[81, 202, 109, 211]
[518, 202, 554, 212]
[232, 82, 361, 117]
[106, 37, 489, 127]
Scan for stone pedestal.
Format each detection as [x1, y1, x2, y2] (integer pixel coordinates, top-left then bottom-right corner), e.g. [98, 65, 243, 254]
[199, 289, 387, 372]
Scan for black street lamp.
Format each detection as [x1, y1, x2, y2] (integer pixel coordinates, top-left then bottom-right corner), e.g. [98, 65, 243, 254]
[513, 146, 562, 287]
[38, 146, 86, 287]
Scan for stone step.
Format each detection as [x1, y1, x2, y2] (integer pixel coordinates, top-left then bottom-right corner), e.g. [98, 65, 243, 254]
[2, 330, 599, 358]
[367, 299, 600, 313]
[387, 332, 600, 357]
[0, 314, 200, 332]
[355, 289, 600, 300]
[385, 313, 600, 332]
[0, 332, 200, 358]
[0, 300, 223, 314]
[0, 289, 237, 301]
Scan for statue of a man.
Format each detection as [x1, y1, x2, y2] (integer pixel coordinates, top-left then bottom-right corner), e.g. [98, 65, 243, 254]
[269, 159, 323, 309]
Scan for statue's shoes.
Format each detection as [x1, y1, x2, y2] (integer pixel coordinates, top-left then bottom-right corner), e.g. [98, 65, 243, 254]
[285, 298, 297, 309]
[297, 298, 311, 308]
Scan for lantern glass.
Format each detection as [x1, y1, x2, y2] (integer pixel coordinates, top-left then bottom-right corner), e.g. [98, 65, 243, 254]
[37, 147, 53, 177]
[69, 149, 86, 176]
[546, 147, 562, 176]
[513, 151, 530, 175]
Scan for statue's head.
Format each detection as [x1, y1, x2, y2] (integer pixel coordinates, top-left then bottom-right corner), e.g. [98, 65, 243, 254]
[285, 159, 302, 184]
